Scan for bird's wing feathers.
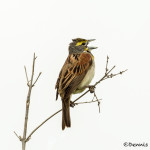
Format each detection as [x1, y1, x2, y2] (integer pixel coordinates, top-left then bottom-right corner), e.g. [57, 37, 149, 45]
[55, 70, 62, 100]
[55, 52, 93, 99]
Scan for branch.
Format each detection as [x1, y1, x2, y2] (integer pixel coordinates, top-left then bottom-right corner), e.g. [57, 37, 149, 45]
[14, 131, 22, 141]
[105, 55, 109, 73]
[14, 53, 42, 150]
[25, 56, 127, 141]
[74, 99, 101, 105]
[94, 91, 101, 113]
[25, 109, 62, 142]
[24, 66, 29, 86]
[22, 53, 36, 150]
[32, 72, 42, 87]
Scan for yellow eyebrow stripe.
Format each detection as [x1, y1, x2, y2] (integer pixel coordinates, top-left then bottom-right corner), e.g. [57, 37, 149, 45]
[76, 41, 83, 46]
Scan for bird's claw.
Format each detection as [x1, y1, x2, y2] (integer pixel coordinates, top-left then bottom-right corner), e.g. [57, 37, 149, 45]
[70, 101, 75, 108]
[88, 85, 95, 93]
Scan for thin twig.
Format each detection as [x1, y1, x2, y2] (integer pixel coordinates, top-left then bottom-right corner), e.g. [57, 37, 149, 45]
[26, 109, 62, 142]
[14, 131, 22, 141]
[94, 92, 101, 113]
[32, 72, 42, 87]
[94, 65, 116, 87]
[24, 66, 29, 86]
[22, 53, 41, 150]
[73, 90, 90, 103]
[15, 53, 42, 150]
[106, 69, 128, 79]
[74, 99, 101, 105]
[105, 55, 109, 73]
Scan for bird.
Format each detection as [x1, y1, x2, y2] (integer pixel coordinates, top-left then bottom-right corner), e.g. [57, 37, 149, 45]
[55, 38, 97, 130]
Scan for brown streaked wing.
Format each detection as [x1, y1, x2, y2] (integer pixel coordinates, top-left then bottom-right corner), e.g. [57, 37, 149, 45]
[55, 70, 62, 100]
[60, 52, 93, 95]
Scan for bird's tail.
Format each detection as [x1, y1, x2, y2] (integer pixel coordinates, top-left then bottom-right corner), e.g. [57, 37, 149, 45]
[62, 97, 71, 130]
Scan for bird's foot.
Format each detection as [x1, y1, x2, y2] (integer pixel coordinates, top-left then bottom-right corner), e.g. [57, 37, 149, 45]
[87, 85, 95, 93]
[70, 101, 75, 108]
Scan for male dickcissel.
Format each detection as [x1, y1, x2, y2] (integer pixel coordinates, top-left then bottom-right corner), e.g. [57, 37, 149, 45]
[55, 38, 97, 130]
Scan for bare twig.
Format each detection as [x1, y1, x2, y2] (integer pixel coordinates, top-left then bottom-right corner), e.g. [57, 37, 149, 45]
[74, 99, 101, 105]
[26, 109, 62, 142]
[24, 66, 29, 86]
[14, 53, 42, 150]
[106, 69, 128, 79]
[94, 65, 116, 87]
[74, 89, 101, 112]
[73, 90, 90, 103]
[32, 72, 42, 87]
[93, 91, 101, 113]
[25, 56, 127, 141]
[105, 55, 109, 74]
[14, 131, 22, 141]
[22, 53, 36, 150]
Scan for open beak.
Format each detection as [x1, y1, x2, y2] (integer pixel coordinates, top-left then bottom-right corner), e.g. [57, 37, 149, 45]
[87, 39, 97, 51]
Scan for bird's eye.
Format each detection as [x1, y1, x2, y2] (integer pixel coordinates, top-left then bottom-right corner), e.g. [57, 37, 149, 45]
[82, 43, 86, 45]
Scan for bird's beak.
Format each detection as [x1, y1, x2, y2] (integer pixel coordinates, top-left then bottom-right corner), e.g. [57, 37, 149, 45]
[86, 39, 97, 51]
[88, 39, 96, 42]
[87, 46, 98, 50]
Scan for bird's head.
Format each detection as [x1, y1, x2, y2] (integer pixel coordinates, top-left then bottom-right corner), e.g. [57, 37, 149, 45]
[69, 38, 97, 54]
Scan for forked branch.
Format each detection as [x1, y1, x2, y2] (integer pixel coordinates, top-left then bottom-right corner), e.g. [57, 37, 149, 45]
[14, 53, 42, 150]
